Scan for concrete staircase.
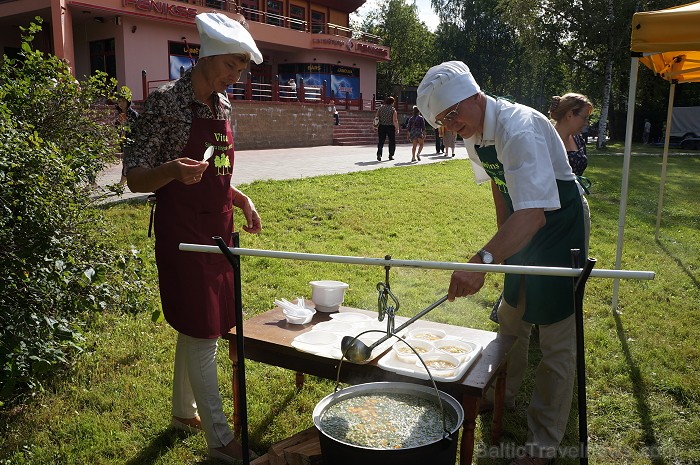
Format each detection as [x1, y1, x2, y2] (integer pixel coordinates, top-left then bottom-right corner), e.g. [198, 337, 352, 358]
[332, 110, 437, 146]
[332, 110, 381, 145]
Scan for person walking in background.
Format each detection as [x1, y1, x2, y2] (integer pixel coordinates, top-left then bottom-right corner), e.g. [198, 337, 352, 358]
[123, 12, 262, 464]
[435, 126, 444, 154]
[549, 93, 594, 256]
[443, 127, 456, 157]
[417, 61, 584, 465]
[406, 105, 426, 162]
[643, 118, 651, 144]
[288, 78, 297, 101]
[375, 96, 399, 161]
[115, 96, 139, 185]
[328, 99, 339, 125]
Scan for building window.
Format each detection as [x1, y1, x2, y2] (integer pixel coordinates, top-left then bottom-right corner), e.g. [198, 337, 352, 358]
[204, 0, 225, 9]
[289, 5, 305, 31]
[311, 10, 325, 34]
[241, 0, 260, 22]
[266, 0, 282, 27]
[89, 38, 116, 80]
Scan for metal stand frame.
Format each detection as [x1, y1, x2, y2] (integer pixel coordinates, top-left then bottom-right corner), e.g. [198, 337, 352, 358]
[189, 241, 651, 465]
[571, 249, 596, 465]
[214, 233, 251, 465]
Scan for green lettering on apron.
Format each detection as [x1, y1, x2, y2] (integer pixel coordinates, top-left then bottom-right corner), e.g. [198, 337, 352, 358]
[475, 145, 585, 324]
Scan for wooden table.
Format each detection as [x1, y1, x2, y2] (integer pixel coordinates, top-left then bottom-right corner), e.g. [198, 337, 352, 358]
[225, 305, 516, 465]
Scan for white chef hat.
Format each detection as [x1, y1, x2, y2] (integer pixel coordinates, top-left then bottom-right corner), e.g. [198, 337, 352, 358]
[196, 12, 263, 64]
[416, 61, 481, 128]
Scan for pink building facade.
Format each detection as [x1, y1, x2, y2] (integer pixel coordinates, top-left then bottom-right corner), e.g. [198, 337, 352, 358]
[0, 0, 389, 103]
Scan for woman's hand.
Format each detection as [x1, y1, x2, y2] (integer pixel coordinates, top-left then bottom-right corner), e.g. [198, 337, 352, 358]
[172, 158, 209, 185]
[233, 191, 262, 234]
[126, 158, 208, 193]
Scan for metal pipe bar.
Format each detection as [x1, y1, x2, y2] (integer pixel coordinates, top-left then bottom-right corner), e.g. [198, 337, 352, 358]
[179, 244, 655, 280]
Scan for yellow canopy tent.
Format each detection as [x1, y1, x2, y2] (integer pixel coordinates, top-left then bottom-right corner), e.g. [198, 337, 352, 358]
[613, 1, 700, 308]
[632, 2, 700, 81]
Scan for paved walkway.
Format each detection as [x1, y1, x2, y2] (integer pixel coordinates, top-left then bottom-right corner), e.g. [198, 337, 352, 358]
[95, 143, 459, 203]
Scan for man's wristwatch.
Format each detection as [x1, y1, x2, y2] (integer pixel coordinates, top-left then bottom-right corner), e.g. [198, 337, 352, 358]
[478, 249, 494, 264]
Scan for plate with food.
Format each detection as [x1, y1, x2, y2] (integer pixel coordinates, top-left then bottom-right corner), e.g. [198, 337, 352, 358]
[378, 337, 482, 382]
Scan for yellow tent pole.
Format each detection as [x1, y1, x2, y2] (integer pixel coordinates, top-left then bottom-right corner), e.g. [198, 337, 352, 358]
[655, 81, 676, 240]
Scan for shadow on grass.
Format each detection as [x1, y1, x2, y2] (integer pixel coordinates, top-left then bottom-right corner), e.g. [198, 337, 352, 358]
[656, 239, 700, 291]
[124, 429, 188, 465]
[249, 389, 299, 443]
[612, 311, 667, 465]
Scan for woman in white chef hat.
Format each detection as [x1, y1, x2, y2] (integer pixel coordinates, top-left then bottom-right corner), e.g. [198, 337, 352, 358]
[123, 12, 263, 463]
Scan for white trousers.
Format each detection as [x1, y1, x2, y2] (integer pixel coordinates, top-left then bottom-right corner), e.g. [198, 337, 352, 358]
[172, 333, 235, 449]
[496, 283, 577, 459]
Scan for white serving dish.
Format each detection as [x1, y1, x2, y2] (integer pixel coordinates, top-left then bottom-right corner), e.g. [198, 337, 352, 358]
[417, 353, 461, 378]
[391, 338, 435, 364]
[291, 316, 405, 363]
[328, 312, 371, 323]
[407, 327, 447, 342]
[293, 330, 340, 346]
[311, 321, 350, 333]
[378, 337, 482, 383]
[432, 339, 479, 361]
[284, 311, 314, 325]
[309, 280, 349, 312]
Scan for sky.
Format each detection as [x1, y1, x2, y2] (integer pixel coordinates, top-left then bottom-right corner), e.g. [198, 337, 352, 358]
[352, 0, 440, 32]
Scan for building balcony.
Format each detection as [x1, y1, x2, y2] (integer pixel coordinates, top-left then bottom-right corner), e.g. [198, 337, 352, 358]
[175, 0, 382, 44]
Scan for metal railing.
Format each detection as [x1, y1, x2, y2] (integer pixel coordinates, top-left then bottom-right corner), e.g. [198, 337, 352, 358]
[174, 0, 382, 44]
[143, 70, 376, 109]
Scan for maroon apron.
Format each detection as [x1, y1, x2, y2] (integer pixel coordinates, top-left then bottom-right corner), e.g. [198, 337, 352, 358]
[154, 108, 236, 339]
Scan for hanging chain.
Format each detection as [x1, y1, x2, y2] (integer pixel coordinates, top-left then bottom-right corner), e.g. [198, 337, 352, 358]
[377, 255, 400, 335]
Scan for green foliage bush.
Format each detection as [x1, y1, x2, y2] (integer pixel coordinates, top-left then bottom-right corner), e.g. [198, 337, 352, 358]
[0, 19, 156, 406]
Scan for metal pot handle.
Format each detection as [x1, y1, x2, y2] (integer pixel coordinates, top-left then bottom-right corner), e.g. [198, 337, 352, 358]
[336, 331, 452, 439]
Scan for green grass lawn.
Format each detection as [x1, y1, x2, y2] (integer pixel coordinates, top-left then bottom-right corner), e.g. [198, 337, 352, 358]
[1, 154, 698, 465]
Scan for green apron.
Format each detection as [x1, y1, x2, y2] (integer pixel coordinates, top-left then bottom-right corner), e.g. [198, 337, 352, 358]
[476, 145, 585, 324]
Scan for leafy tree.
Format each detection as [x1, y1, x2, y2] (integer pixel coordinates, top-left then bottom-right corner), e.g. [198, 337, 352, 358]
[495, 0, 686, 146]
[356, 0, 436, 99]
[430, 0, 535, 105]
[0, 19, 156, 406]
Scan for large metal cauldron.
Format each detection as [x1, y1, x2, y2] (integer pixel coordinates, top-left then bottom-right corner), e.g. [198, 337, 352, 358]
[313, 382, 464, 465]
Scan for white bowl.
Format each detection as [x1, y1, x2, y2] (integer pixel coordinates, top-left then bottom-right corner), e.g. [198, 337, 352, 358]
[416, 353, 461, 378]
[328, 312, 371, 323]
[309, 280, 349, 312]
[312, 321, 349, 333]
[294, 330, 340, 346]
[391, 338, 435, 364]
[407, 327, 447, 342]
[433, 339, 477, 361]
[284, 309, 315, 325]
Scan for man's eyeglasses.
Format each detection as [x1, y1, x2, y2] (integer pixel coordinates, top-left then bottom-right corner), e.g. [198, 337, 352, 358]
[435, 101, 460, 127]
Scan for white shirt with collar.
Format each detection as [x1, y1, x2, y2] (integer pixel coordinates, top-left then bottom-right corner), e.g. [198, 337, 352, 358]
[464, 94, 575, 212]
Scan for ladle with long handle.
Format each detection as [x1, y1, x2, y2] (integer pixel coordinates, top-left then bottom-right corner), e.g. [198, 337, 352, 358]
[341, 294, 449, 363]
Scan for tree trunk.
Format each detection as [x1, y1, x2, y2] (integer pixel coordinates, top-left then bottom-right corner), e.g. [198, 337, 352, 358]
[597, 56, 613, 148]
[597, 0, 615, 149]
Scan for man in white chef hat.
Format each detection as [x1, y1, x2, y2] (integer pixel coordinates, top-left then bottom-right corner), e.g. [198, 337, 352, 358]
[417, 61, 585, 465]
[124, 13, 263, 465]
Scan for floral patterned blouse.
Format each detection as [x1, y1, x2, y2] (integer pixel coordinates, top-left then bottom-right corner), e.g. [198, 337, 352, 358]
[123, 68, 233, 172]
[567, 134, 588, 176]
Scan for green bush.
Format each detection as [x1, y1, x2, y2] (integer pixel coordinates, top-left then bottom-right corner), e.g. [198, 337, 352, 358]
[0, 19, 156, 406]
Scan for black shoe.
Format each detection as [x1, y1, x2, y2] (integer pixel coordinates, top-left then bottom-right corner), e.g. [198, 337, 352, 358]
[389, 156, 394, 160]
[377, 155, 381, 161]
